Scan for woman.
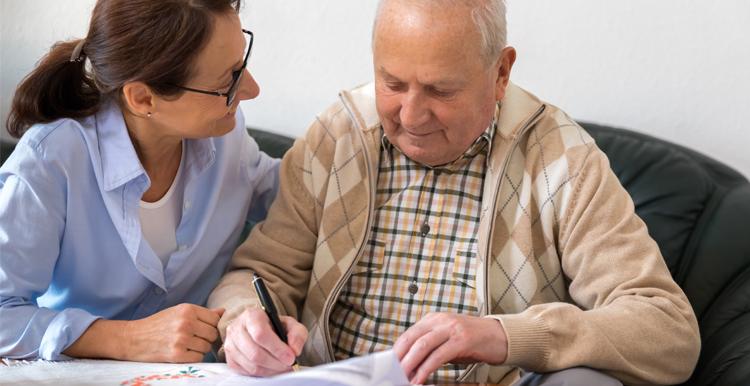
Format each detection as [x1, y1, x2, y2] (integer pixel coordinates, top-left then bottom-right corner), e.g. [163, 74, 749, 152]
[0, 0, 278, 362]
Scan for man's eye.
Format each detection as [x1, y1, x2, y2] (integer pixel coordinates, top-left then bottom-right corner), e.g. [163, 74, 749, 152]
[386, 82, 405, 92]
[430, 88, 456, 98]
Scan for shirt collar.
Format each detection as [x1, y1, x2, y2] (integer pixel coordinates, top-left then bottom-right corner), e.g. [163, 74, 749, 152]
[95, 100, 216, 192]
[381, 119, 496, 171]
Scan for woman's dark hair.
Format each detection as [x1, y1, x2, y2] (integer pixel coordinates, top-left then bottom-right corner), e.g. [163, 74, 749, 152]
[6, 0, 242, 138]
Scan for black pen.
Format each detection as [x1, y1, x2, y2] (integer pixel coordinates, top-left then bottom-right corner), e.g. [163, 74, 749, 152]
[252, 273, 300, 371]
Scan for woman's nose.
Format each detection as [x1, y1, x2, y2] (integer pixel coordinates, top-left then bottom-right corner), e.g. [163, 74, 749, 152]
[237, 69, 260, 101]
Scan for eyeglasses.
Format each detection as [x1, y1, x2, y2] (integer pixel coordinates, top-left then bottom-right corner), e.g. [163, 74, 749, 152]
[172, 29, 253, 107]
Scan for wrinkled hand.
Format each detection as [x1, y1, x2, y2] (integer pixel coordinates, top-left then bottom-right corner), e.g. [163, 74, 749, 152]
[224, 307, 308, 377]
[393, 312, 508, 385]
[123, 303, 224, 363]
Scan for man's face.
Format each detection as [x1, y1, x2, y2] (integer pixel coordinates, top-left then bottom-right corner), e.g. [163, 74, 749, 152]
[373, 1, 514, 166]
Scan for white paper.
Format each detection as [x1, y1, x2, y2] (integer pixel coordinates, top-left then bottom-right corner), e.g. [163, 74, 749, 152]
[218, 350, 409, 386]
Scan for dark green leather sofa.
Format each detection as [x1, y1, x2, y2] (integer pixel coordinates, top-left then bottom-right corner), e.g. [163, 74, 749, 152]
[1, 123, 748, 385]
[0, 141, 13, 165]
[583, 123, 750, 386]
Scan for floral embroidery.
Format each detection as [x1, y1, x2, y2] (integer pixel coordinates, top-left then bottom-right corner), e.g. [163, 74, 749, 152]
[120, 366, 206, 386]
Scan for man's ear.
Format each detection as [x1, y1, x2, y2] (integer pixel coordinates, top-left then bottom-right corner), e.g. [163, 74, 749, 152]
[121, 81, 156, 118]
[494, 46, 517, 101]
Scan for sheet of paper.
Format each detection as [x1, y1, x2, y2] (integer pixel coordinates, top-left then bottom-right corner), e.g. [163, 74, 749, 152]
[0, 350, 408, 386]
[218, 350, 408, 386]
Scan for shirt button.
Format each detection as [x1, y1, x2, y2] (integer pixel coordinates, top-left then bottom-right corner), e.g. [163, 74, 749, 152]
[179, 244, 188, 251]
[408, 283, 419, 295]
[184, 201, 191, 210]
[420, 223, 430, 237]
[153, 287, 164, 295]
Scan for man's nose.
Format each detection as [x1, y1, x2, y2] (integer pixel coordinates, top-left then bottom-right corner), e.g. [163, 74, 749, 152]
[398, 91, 430, 129]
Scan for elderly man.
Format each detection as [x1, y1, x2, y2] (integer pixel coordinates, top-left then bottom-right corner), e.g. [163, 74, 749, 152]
[209, 0, 700, 384]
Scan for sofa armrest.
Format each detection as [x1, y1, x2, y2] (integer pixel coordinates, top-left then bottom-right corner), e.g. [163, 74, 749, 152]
[1, 140, 17, 166]
[247, 128, 294, 159]
[685, 265, 750, 385]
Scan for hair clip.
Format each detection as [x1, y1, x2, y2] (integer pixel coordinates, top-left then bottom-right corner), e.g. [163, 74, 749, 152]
[70, 39, 86, 63]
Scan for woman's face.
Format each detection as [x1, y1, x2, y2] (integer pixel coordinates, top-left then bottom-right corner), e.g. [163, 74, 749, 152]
[154, 11, 259, 139]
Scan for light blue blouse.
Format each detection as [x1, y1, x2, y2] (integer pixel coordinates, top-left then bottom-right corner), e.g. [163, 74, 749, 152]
[0, 101, 280, 360]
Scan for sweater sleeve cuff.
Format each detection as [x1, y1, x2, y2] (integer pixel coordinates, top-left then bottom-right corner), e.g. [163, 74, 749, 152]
[487, 313, 551, 369]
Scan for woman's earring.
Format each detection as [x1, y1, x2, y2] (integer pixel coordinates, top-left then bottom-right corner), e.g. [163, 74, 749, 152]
[147, 112, 152, 118]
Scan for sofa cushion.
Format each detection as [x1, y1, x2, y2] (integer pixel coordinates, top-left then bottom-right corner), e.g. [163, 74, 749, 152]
[582, 122, 750, 386]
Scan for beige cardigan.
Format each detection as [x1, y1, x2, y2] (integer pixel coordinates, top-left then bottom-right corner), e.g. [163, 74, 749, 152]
[208, 83, 700, 385]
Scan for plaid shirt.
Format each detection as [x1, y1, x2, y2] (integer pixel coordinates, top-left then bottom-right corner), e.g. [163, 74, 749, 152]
[330, 125, 494, 383]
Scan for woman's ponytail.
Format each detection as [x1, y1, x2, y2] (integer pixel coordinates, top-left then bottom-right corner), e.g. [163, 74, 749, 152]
[6, 39, 101, 138]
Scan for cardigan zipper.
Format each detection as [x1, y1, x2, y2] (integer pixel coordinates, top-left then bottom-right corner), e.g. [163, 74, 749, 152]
[457, 104, 546, 383]
[320, 95, 379, 362]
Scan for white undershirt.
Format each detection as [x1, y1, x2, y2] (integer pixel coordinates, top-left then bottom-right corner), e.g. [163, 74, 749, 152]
[139, 142, 185, 268]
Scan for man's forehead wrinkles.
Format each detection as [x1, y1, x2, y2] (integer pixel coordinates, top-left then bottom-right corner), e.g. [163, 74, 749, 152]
[378, 66, 465, 88]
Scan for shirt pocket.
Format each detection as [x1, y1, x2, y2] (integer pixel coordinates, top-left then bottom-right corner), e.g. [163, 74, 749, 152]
[452, 244, 478, 289]
[353, 239, 386, 275]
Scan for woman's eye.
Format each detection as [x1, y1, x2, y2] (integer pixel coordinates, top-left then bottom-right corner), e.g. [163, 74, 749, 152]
[220, 70, 240, 90]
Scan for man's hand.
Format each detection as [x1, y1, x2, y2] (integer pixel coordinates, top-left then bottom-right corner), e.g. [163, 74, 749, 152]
[223, 307, 308, 377]
[393, 312, 508, 385]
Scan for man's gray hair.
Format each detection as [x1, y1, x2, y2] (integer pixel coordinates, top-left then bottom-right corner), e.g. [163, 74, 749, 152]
[373, 0, 508, 65]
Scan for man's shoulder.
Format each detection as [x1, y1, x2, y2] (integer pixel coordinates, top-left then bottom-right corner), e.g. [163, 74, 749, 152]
[535, 105, 589, 139]
[311, 101, 354, 139]
[503, 83, 588, 145]
[514, 102, 601, 183]
[302, 82, 378, 151]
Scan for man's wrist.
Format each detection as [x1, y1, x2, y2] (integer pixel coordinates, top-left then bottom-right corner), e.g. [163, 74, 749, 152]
[484, 317, 508, 364]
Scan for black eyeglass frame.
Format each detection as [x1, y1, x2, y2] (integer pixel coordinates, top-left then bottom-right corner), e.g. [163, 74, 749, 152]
[172, 29, 253, 107]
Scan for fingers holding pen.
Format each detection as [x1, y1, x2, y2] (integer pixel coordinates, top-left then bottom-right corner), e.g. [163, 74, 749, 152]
[280, 315, 308, 356]
[224, 307, 299, 376]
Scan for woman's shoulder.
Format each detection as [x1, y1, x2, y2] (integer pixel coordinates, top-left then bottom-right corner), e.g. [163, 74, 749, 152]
[17, 116, 93, 160]
[4, 116, 95, 180]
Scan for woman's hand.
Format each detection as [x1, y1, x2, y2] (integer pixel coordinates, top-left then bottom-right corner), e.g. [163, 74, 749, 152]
[64, 303, 224, 362]
[122, 304, 224, 362]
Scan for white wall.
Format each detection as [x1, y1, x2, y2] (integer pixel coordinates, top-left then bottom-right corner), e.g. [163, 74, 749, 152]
[2, 0, 748, 177]
[1, 0, 96, 138]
